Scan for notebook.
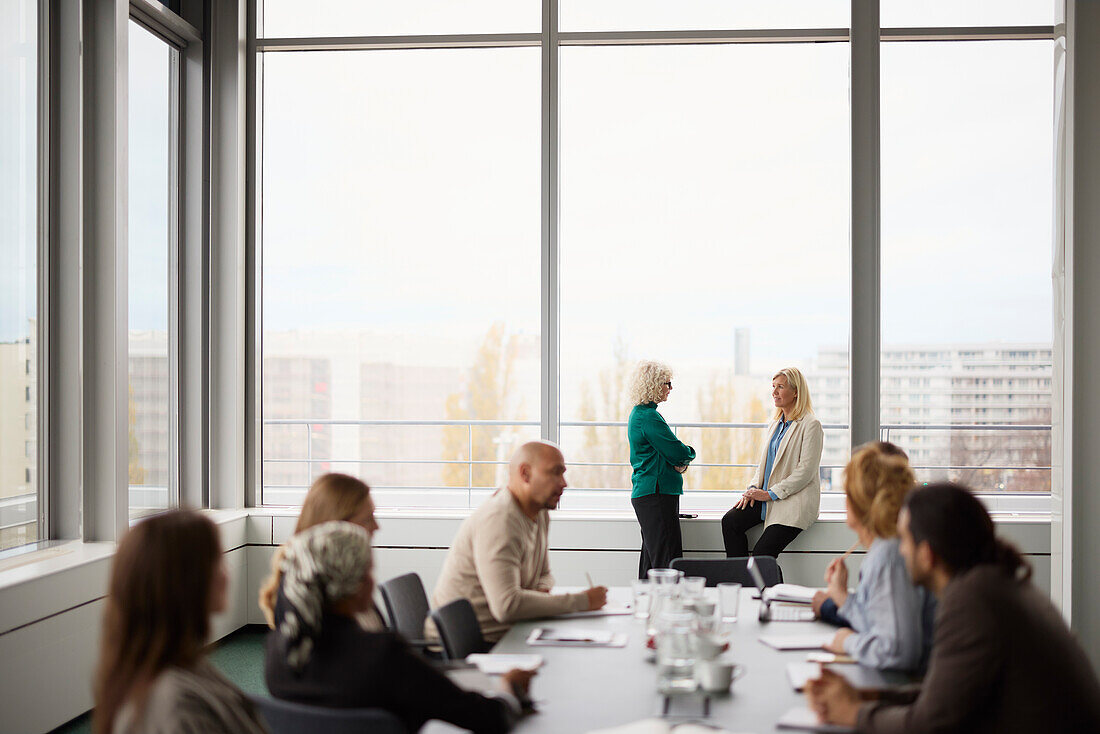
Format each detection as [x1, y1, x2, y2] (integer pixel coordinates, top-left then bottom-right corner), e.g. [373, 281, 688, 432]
[758, 631, 834, 650]
[526, 627, 628, 647]
[776, 707, 856, 732]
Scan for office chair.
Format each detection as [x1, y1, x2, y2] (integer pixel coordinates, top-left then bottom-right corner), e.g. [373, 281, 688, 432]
[378, 572, 436, 656]
[249, 694, 407, 734]
[670, 555, 784, 587]
[430, 598, 490, 660]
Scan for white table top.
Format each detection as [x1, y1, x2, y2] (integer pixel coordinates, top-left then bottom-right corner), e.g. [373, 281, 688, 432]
[425, 587, 912, 733]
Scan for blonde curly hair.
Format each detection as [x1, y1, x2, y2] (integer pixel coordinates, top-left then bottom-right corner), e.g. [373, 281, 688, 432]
[629, 361, 673, 406]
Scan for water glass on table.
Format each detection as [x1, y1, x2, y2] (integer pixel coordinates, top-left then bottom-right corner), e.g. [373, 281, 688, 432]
[656, 610, 697, 693]
[682, 575, 706, 601]
[718, 582, 742, 624]
[631, 579, 651, 619]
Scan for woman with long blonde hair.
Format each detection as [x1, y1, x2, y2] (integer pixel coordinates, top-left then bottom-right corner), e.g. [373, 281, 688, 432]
[259, 472, 383, 630]
[721, 367, 823, 559]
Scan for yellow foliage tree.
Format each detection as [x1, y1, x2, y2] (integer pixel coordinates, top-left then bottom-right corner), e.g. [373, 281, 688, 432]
[442, 323, 521, 489]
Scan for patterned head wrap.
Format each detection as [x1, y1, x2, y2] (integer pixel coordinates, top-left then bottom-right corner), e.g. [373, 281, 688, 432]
[275, 520, 372, 671]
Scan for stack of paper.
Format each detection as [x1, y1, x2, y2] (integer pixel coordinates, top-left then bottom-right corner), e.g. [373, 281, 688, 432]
[764, 583, 820, 604]
[758, 631, 834, 650]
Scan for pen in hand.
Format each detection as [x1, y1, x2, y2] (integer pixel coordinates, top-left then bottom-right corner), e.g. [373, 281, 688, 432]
[586, 572, 595, 588]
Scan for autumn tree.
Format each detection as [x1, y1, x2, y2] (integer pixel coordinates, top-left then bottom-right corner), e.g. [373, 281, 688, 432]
[128, 383, 145, 485]
[680, 374, 767, 491]
[572, 339, 633, 489]
[442, 323, 523, 489]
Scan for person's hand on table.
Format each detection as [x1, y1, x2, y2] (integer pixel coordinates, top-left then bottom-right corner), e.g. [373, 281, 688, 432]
[805, 668, 862, 727]
[811, 590, 830, 617]
[825, 628, 854, 654]
[585, 585, 608, 610]
[501, 668, 537, 707]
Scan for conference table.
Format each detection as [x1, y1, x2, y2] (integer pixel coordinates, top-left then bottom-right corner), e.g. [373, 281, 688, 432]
[425, 587, 912, 733]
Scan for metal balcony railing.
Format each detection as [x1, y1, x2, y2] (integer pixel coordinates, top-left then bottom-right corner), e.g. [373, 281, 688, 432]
[261, 418, 1052, 497]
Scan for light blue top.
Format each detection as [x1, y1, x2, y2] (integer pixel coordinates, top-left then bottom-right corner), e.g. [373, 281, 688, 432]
[838, 537, 936, 672]
[759, 418, 790, 521]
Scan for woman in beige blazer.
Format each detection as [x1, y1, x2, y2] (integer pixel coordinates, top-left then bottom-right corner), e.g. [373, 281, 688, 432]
[721, 367, 823, 558]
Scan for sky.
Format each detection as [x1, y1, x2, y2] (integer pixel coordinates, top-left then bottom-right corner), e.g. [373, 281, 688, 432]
[258, 36, 1054, 379]
[1, 1, 1057, 389]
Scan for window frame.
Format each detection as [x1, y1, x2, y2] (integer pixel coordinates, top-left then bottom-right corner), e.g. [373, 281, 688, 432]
[248, 0, 1057, 511]
[125, 12, 184, 518]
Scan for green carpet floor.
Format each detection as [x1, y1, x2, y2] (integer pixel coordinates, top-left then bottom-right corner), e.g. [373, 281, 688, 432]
[49, 625, 270, 734]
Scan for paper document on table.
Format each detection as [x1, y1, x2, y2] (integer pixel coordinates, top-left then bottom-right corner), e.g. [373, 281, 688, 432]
[776, 706, 856, 732]
[758, 631, 834, 650]
[527, 627, 628, 647]
[787, 662, 822, 691]
[465, 653, 543, 674]
[764, 583, 819, 604]
[556, 604, 633, 619]
[587, 718, 752, 734]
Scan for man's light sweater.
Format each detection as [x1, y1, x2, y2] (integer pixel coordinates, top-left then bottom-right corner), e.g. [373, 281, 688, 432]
[427, 488, 590, 643]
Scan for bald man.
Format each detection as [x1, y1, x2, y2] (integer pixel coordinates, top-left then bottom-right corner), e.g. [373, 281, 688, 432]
[427, 442, 608, 644]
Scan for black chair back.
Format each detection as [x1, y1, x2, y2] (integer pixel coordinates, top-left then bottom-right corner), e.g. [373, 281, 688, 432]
[670, 556, 784, 587]
[249, 694, 406, 734]
[379, 572, 431, 642]
[430, 598, 489, 660]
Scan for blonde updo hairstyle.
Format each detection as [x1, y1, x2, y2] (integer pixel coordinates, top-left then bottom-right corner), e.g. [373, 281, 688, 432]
[629, 361, 674, 406]
[843, 442, 916, 539]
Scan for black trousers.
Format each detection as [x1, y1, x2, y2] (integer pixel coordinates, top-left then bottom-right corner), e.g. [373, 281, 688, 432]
[631, 492, 683, 579]
[721, 504, 802, 559]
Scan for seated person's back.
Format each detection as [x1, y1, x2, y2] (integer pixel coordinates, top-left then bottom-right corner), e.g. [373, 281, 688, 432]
[265, 521, 531, 734]
[94, 511, 266, 734]
[429, 442, 604, 643]
[806, 482, 1100, 734]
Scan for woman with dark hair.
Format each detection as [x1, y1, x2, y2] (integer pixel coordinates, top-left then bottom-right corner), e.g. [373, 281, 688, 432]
[93, 510, 267, 734]
[805, 482, 1100, 733]
[265, 521, 532, 733]
[259, 472, 383, 631]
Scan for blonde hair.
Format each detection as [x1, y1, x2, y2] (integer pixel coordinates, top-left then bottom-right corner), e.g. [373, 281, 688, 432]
[629, 361, 673, 406]
[259, 473, 372, 627]
[772, 367, 813, 422]
[843, 442, 916, 539]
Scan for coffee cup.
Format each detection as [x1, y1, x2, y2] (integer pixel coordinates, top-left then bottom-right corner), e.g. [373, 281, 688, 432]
[694, 660, 742, 693]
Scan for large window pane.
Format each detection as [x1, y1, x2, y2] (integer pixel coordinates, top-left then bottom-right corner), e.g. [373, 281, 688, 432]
[128, 21, 176, 517]
[260, 0, 538, 38]
[559, 43, 851, 509]
[260, 49, 540, 508]
[881, 41, 1054, 493]
[562, 1, 847, 32]
[881, 1, 1053, 29]
[0, 0, 38, 550]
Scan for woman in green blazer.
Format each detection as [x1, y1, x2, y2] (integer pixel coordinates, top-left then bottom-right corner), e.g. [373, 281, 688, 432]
[627, 361, 697, 578]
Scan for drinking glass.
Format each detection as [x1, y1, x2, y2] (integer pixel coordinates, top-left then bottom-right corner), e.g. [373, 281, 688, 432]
[631, 579, 651, 619]
[682, 576, 706, 600]
[656, 610, 697, 693]
[718, 582, 742, 623]
[647, 568, 681, 635]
